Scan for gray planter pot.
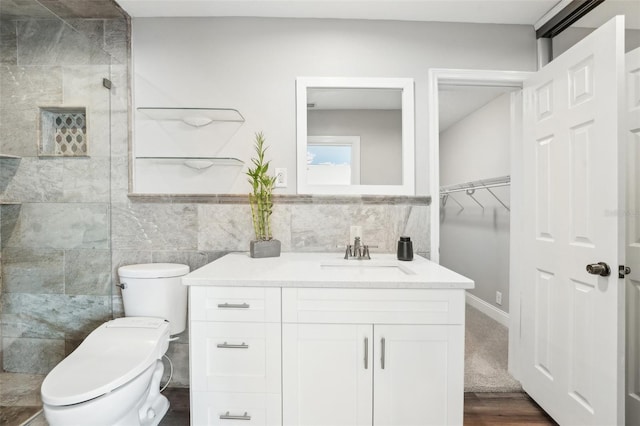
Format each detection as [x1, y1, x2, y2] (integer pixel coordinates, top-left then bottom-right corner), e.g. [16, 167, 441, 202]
[250, 239, 281, 258]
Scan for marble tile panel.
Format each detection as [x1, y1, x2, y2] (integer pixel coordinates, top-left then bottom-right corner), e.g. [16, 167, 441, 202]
[63, 18, 104, 50]
[61, 65, 111, 157]
[0, 371, 44, 406]
[1, 202, 110, 249]
[0, 19, 17, 65]
[38, 0, 127, 20]
[151, 250, 209, 273]
[0, 157, 64, 202]
[61, 157, 110, 202]
[0, 0, 57, 20]
[198, 204, 292, 252]
[108, 63, 128, 110]
[110, 155, 130, 204]
[401, 205, 430, 253]
[0, 157, 22, 195]
[111, 203, 198, 251]
[0, 204, 21, 248]
[110, 109, 130, 157]
[104, 19, 128, 66]
[2, 293, 111, 339]
[0, 107, 40, 157]
[290, 204, 394, 252]
[16, 19, 93, 66]
[163, 341, 189, 387]
[1, 247, 64, 294]
[64, 249, 111, 295]
[2, 337, 64, 374]
[0, 65, 62, 108]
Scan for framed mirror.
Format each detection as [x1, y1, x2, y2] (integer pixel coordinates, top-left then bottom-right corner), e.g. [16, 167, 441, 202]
[296, 77, 415, 195]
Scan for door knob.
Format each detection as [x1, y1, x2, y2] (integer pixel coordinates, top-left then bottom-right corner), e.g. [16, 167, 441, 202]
[586, 262, 611, 277]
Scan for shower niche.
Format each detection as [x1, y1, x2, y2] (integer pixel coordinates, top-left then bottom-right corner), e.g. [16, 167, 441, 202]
[38, 106, 88, 157]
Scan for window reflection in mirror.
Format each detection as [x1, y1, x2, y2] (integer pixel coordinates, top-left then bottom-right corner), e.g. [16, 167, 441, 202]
[296, 77, 415, 196]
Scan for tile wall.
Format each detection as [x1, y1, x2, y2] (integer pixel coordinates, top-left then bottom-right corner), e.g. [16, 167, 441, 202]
[0, 2, 430, 387]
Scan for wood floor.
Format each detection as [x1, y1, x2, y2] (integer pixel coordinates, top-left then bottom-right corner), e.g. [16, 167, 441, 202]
[158, 389, 558, 425]
[464, 392, 558, 425]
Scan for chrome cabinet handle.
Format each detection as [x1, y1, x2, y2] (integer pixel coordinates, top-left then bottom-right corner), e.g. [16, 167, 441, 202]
[364, 337, 369, 369]
[381, 337, 386, 369]
[216, 342, 249, 349]
[217, 302, 250, 309]
[220, 411, 251, 420]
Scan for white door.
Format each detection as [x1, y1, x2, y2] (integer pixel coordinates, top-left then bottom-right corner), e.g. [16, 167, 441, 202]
[520, 16, 625, 425]
[282, 323, 373, 426]
[626, 46, 640, 425]
[373, 325, 464, 426]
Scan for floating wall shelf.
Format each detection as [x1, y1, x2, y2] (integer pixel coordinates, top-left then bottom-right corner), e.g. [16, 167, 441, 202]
[137, 107, 245, 127]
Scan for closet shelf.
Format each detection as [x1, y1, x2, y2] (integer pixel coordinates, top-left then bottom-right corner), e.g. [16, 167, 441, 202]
[137, 107, 245, 127]
[440, 175, 510, 211]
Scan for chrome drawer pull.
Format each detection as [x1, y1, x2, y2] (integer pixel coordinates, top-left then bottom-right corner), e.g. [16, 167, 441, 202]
[381, 337, 386, 369]
[216, 342, 249, 349]
[217, 302, 250, 309]
[220, 411, 251, 420]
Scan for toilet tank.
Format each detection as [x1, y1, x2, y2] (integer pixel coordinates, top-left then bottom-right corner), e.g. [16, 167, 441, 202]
[117, 263, 190, 335]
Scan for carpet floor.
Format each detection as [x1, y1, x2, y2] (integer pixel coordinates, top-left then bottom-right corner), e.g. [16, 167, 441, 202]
[465, 304, 522, 392]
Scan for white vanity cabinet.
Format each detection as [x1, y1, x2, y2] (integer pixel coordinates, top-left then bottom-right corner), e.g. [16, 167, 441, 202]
[189, 286, 282, 426]
[184, 253, 474, 426]
[281, 288, 465, 426]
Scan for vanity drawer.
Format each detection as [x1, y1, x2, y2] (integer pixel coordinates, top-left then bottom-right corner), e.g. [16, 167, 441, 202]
[282, 287, 465, 325]
[190, 321, 281, 394]
[191, 392, 281, 426]
[190, 286, 281, 322]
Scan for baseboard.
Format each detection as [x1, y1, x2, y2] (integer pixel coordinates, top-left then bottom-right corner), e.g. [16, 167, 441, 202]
[466, 292, 509, 327]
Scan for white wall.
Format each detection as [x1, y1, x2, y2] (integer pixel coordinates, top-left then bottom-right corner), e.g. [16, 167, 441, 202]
[439, 92, 511, 312]
[553, 27, 640, 58]
[131, 17, 537, 195]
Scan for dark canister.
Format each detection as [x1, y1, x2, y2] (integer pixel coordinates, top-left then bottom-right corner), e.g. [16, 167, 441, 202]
[397, 236, 413, 261]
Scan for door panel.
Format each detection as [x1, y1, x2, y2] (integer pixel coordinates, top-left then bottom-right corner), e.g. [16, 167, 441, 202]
[626, 46, 640, 425]
[521, 16, 625, 425]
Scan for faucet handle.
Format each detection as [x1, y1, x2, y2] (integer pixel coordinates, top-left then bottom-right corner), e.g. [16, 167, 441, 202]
[344, 244, 353, 259]
[362, 245, 371, 260]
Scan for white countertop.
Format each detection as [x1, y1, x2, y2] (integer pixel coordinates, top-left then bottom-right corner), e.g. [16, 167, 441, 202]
[183, 252, 474, 289]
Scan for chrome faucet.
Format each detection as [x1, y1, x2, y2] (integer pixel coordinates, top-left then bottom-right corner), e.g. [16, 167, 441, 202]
[344, 236, 373, 260]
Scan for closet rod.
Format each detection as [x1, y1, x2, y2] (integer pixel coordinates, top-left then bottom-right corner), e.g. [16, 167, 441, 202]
[439, 175, 511, 195]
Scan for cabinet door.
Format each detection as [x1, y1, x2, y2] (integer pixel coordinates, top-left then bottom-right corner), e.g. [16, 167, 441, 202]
[282, 323, 373, 426]
[373, 325, 464, 426]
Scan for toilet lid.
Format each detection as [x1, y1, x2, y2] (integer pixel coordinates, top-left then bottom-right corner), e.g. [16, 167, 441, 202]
[118, 263, 189, 279]
[41, 317, 170, 406]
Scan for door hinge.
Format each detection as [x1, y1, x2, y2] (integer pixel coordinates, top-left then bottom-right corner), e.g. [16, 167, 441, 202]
[619, 265, 631, 279]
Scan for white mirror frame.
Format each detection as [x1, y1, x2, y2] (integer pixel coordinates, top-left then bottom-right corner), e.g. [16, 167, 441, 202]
[296, 77, 415, 195]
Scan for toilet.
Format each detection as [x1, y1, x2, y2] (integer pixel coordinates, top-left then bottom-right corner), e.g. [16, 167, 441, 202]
[41, 263, 189, 426]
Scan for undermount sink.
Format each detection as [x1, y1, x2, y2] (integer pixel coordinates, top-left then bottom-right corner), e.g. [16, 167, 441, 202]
[320, 261, 416, 276]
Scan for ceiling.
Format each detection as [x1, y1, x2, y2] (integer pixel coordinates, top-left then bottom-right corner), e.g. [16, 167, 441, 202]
[115, 0, 562, 24]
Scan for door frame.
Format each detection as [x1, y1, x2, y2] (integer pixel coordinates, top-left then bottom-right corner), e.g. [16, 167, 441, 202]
[427, 68, 533, 379]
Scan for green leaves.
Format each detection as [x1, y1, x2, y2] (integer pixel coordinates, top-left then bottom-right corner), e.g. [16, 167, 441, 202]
[246, 132, 276, 241]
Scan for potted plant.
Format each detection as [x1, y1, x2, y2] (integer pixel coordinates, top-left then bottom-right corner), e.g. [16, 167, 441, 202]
[246, 132, 281, 258]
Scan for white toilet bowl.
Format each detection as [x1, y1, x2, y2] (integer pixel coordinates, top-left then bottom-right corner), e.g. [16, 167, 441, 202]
[41, 317, 171, 426]
[41, 263, 189, 426]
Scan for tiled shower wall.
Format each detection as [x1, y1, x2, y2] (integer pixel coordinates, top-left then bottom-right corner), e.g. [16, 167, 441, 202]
[0, 4, 128, 374]
[0, 4, 430, 387]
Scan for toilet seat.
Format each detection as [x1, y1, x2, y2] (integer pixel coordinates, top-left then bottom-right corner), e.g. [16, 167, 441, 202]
[41, 317, 170, 407]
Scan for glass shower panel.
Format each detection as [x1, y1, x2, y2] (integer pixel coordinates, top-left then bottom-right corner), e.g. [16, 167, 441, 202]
[0, 0, 125, 416]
